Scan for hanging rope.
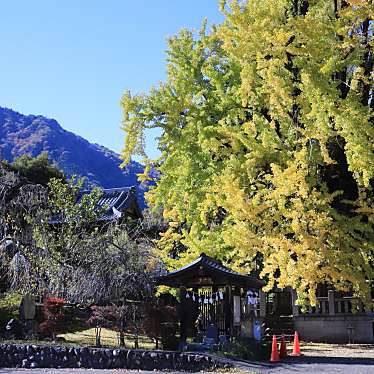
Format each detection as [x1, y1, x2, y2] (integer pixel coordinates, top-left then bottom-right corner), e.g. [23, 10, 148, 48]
[185, 289, 260, 305]
[185, 290, 224, 304]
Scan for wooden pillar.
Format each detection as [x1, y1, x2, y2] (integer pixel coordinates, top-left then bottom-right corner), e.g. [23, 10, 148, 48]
[212, 285, 218, 326]
[224, 285, 233, 337]
[259, 290, 267, 317]
[179, 287, 188, 343]
[291, 289, 299, 317]
[328, 290, 335, 315]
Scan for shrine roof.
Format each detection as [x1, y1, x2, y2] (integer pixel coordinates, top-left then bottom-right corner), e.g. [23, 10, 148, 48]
[50, 186, 142, 224]
[157, 253, 264, 289]
[94, 186, 141, 221]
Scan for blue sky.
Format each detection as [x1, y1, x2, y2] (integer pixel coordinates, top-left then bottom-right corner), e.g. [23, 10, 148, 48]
[0, 1, 223, 159]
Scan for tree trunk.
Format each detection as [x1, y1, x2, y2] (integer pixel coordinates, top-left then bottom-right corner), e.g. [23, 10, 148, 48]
[119, 331, 125, 347]
[95, 326, 102, 347]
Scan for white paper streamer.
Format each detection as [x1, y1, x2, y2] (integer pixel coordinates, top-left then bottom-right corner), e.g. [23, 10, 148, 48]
[184, 290, 226, 303]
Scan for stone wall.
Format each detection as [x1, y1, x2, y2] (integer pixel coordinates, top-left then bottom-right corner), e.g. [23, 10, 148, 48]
[0, 344, 232, 371]
[294, 315, 374, 343]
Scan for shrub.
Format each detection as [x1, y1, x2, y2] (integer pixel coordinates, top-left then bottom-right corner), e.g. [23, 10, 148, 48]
[87, 305, 123, 347]
[218, 337, 271, 361]
[39, 297, 66, 340]
[142, 300, 178, 350]
[0, 293, 22, 333]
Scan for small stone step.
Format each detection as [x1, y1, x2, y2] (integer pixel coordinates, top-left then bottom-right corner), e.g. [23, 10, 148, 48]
[263, 334, 294, 342]
[263, 315, 295, 342]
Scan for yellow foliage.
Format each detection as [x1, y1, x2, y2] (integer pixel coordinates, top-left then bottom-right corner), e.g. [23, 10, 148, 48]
[121, 0, 374, 308]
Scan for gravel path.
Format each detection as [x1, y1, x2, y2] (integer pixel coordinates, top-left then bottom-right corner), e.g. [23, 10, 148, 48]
[235, 356, 374, 373]
[1, 371, 171, 374]
[300, 342, 374, 358]
[233, 343, 374, 373]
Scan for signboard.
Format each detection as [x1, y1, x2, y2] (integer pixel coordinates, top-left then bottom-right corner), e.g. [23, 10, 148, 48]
[233, 295, 241, 326]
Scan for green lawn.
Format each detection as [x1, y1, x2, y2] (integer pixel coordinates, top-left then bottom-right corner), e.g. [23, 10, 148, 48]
[1, 327, 155, 349]
[59, 327, 154, 349]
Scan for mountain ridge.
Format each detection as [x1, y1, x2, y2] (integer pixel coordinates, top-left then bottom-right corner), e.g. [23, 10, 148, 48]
[0, 106, 148, 208]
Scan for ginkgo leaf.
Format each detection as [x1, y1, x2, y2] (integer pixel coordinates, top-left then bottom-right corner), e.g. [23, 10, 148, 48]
[120, 0, 374, 308]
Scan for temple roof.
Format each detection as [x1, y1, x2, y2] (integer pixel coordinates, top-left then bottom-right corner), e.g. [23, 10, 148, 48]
[94, 186, 142, 221]
[157, 253, 264, 289]
[51, 186, 142, 224]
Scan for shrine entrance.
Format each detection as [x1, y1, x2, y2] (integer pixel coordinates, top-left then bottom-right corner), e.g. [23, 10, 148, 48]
[156, 253, 264, 342]
[181, 286, 228, 336]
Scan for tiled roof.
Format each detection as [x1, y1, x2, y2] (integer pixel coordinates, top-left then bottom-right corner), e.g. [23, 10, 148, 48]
[95, 186, 139, 221]
[157, 253, 264, 288]
[51, 186, 141, 224]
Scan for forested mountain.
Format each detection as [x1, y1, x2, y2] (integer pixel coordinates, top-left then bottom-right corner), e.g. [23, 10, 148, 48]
[0, 107, 148, 208]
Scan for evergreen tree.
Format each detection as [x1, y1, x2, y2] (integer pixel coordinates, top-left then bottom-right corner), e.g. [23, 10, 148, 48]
[6, 152, 65, 186]
[121, 0, 374, 306]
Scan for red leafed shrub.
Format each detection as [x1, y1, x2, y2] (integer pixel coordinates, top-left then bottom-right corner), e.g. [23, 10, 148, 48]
[87, 304, 127, 347]
[142, 300, 178, 350]
[39, 297, 67, 340]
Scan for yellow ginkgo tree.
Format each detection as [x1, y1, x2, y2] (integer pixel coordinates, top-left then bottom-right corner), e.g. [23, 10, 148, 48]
[121, 0, 374, 307]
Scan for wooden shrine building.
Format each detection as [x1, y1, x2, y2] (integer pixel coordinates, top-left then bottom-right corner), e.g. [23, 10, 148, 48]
[157, 253, 265, 342]
[158, 253, 374, 344]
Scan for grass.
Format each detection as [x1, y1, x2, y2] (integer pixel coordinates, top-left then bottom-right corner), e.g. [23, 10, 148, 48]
[59, 327, 154, 349]
[1, 327, 155, 349]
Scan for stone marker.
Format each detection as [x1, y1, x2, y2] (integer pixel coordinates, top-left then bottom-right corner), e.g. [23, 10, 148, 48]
[20, 294, 36, 320]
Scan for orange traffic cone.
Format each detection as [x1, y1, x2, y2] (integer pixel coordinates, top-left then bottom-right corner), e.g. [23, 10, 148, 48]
[270, 335, 280, 363]
[279, 335, 287, 358]
[291, 331, 301, 356]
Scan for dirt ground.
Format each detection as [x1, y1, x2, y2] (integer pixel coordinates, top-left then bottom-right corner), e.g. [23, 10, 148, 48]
[300, 342, 374, 358]
[225, 342, 374, 373]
